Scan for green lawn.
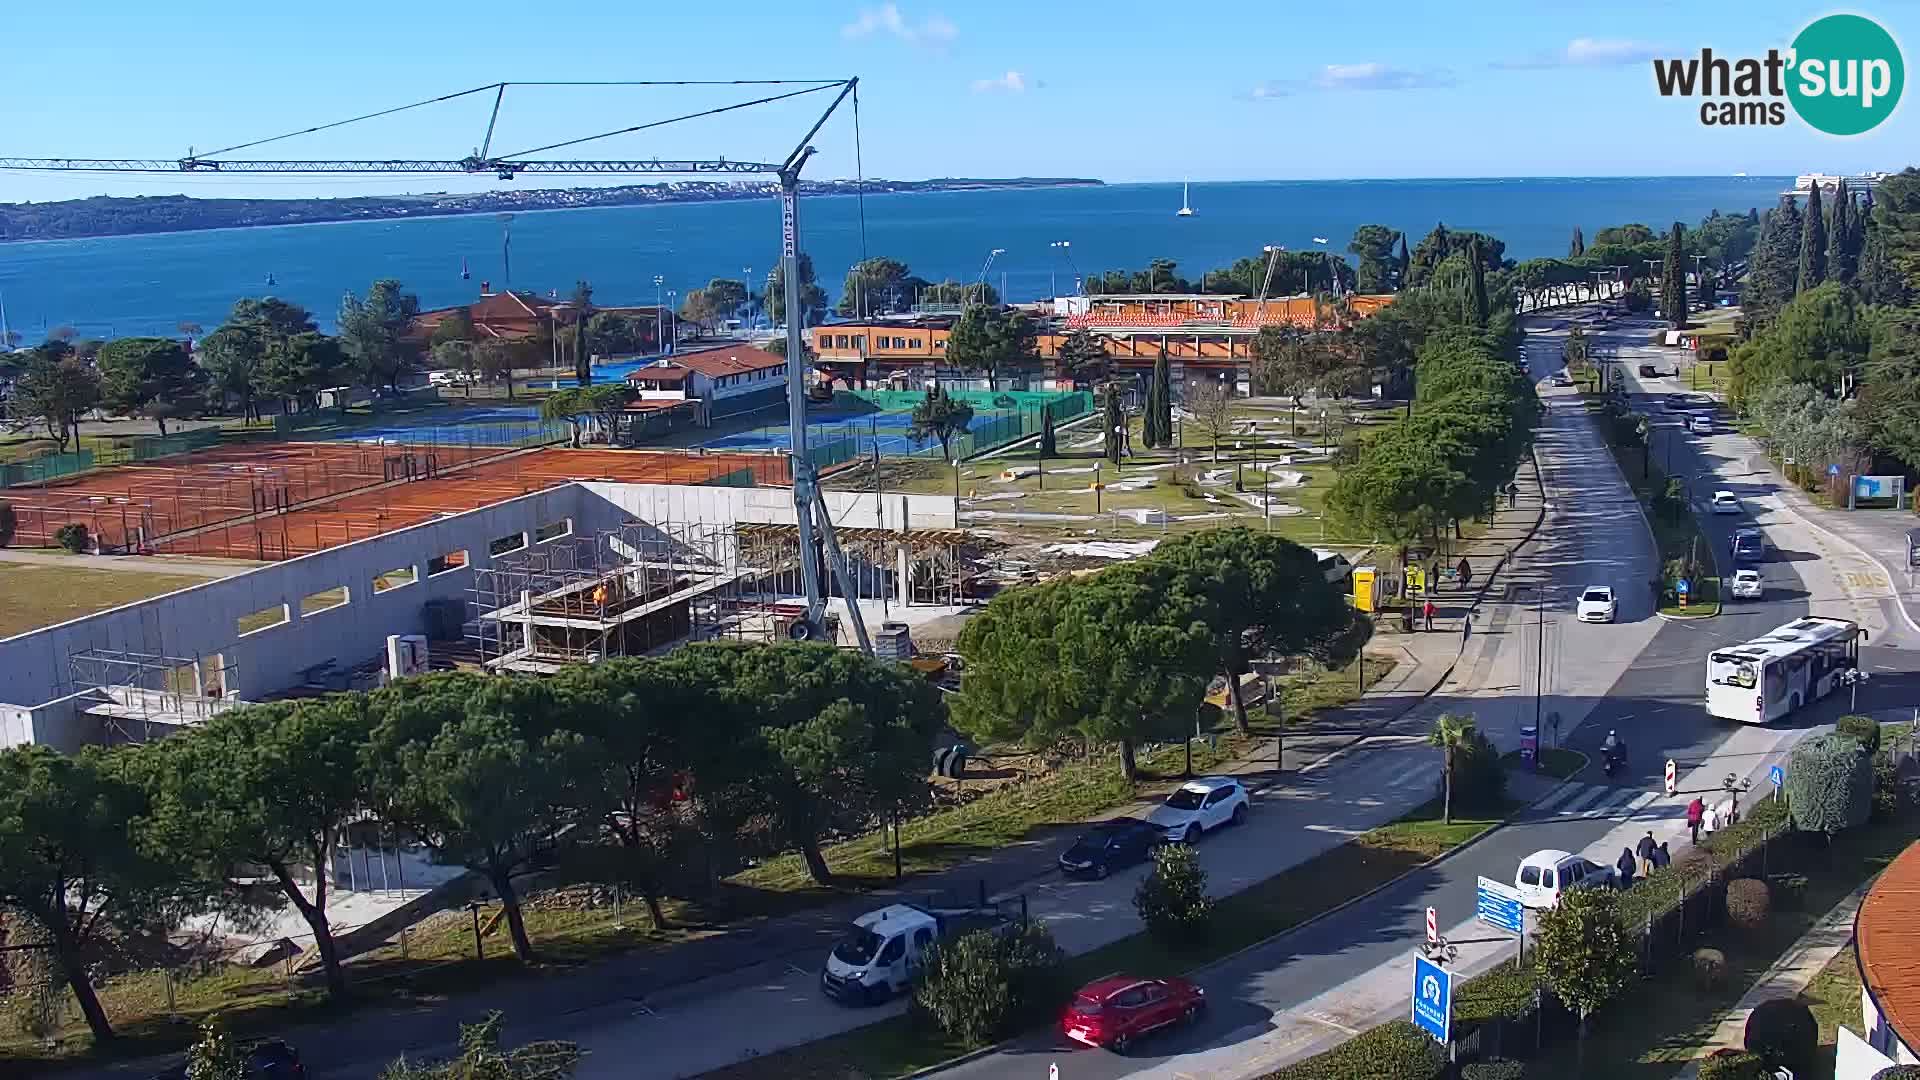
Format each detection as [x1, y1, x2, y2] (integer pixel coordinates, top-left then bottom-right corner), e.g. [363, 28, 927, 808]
[698, 795, 1520, 1080]
[0, 563, 206, 638]
[1804, 943, 1865, 1070]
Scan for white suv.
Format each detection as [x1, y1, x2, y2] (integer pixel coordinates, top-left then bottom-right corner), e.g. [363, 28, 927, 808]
[1731, 569, 1763, 600]
[1145, 777, 1249, 843]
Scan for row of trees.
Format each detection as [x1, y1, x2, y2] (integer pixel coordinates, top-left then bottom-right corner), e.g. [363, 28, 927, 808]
[0, 643, 945, 1041]
[954, 527, 1370, 778]
[1730, 167, 1920, 476]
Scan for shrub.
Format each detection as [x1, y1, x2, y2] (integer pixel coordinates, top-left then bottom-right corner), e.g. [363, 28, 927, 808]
[0, 501, 15, 548]
[1461, 1061, 1525, 1080]
[912, 920, 1064, 1045]
[996, 918, 1067, 1023]
[54, 522, 89, 553]
[1448, 730, 1508, 815]
[1744, 996, 1818, 1074]
[1135, 842, 1214, 946]
[1838, 714, 1882, 754]
[1698, 1049, 1769, 1080]
[1693, 947, 1728, 990]
[1725, 878, 1771, 929]
[1786, 733, 1873, 837]
[1873, 1067, 1920, 1080]
[1873, 750, 1906, 821]
[1532, 884, 1637, 1019]
[1260, 1020, 1442, 1080]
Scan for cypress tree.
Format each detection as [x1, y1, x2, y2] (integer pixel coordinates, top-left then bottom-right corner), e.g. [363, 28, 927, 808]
[1152, 352, 1173, 448]
[1743, 197, 1802, 323]
[1828, 179, 1859, 285]
[1747, 207, 1761, 226]
[1394, 233, 1410, 291]
[1467, 237, 1490, 327]
[1038, 405, 1056, 457]
[1798, 183, 1827, 294]
[1141, 364, 1162, 448]
[1569, 228, 1585, 258]
[1661, 222, 1687, 327]
[1102, 383, 1125, 465]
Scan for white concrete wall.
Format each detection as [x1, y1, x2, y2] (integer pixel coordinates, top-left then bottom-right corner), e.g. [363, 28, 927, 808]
[577, 482, 955, 532]
[0, 485, 587, 748]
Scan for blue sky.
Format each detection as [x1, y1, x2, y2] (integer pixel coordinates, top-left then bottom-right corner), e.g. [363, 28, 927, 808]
[0, 0, 1914, 202]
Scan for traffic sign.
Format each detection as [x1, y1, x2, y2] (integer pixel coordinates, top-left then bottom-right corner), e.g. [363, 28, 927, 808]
[1475, 877, 1525, 936]
[1425, 906, 1438, 945]
[1411, 954, 1453, 1044]
[1829, 463, 1843, 477]
[1049, 1065, 1058, 1080]
[1769, 763, 1785, 790]
[1665, 758, 1678, 796]
[1676, 578, 1691, 598]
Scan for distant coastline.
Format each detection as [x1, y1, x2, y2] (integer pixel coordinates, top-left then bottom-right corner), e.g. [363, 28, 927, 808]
[0, 176, 1104, 243]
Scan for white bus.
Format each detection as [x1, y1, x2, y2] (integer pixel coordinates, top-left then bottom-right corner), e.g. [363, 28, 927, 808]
[1706, 616, 1867, 724]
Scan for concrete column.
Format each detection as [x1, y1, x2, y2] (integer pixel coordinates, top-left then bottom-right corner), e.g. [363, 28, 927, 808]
[896, 544, 912, 608]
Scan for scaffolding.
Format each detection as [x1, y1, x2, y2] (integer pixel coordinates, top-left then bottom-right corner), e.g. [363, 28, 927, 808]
[65, 647, 239, 744]
[733, 523, 985, 608]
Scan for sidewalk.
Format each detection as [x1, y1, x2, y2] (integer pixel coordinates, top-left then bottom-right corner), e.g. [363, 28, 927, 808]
[1670, 879, 1873, 1078]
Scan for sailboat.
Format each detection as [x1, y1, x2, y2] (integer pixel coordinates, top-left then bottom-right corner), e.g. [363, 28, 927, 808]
[461, 257, 470, 281]
[265, 272, 276, 287]
[1176, 179, 1195, 217]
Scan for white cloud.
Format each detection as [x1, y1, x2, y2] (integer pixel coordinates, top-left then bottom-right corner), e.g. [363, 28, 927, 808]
[1246, 62, 1454, 99]
[1493, 37, 1666, 70]
[841, 4, 957, 48]
[971, 70, 1028, 94]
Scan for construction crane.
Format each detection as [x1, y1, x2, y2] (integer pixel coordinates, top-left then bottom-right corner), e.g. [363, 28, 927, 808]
[0, 78, 874, 654]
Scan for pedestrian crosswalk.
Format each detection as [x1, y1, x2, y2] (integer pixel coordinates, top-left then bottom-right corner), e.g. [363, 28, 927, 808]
[1526, 781, 1667, 821]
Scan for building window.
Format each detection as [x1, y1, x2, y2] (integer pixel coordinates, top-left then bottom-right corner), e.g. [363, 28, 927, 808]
[911, 338, 922, 348]
[834, 334, 849, 349]
[852, 336, 865, 350]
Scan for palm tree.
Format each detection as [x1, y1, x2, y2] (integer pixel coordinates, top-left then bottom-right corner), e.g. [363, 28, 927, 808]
[1428, 712, 1477, 824]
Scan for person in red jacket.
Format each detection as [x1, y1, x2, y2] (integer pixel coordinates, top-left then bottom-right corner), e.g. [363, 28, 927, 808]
[1423, 599, 1437, 632]
[1686, 796, 1706, 845]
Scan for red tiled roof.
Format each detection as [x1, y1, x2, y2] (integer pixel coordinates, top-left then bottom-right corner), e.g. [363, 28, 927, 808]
[671, 346, 787, 378]
[1859, 840, 1920, 1053]
[627, 364, 691, 384]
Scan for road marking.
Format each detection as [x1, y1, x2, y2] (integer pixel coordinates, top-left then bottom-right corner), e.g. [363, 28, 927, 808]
[1300, 1011, 1364, 1036]
[1556, 786, 1617, 816]
[1577, 788, 1646, 819]
[1532, 784, 1587, 814]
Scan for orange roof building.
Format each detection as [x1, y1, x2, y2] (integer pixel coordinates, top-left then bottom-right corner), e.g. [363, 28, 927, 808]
[409, 287, 668, 348]
[1856, 840, 1920, 1070]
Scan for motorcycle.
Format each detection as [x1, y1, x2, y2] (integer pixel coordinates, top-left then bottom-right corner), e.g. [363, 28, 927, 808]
[1602, 745, 1627, 778]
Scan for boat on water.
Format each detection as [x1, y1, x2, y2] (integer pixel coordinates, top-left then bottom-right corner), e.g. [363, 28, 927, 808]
[1176, 180, 1194, 217]
[1311, 237, 1329, 244]
[461, 257, 470, 281]
[265, 273, 276, 287]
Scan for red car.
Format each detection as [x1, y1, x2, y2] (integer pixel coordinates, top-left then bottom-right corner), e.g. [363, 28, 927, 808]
[1061, 975, 1206, 1053]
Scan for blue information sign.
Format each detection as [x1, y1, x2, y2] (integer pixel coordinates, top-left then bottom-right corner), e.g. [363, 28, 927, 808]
[1676, 578, 1691, 597]
[1411, 955, 1453, 1044]
[1770, 764, 1785, 790]
[1829, 463, 1843, 477]
[1476, 876, 1525, 936]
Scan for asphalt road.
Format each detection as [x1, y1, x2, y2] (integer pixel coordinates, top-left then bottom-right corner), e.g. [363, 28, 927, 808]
[937, 307, 1920, 1080]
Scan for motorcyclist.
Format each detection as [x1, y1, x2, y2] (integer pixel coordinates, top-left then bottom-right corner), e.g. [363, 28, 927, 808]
[1601, 730, 1627, 772]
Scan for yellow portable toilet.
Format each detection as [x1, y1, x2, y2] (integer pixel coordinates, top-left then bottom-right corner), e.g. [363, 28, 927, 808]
[1351, 566, 1378, 613]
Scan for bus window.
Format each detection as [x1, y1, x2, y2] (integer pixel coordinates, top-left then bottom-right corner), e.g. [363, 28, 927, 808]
[1763, 663, 1788, 703]
[1709, 653, 1757, 689]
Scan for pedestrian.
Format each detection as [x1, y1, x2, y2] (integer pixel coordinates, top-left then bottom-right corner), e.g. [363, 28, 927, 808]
[1653, 841, 1671, 869]
[1616, 846, 1636, 890]
[1703, 800, 1720, 836]
[1458, 558, 1472, 588]
[1686, 796, 1705, 845]
[1423, 598, 1436, 632]
[1635, 830, 1657, 878]
[1430, 561, 1442, 592]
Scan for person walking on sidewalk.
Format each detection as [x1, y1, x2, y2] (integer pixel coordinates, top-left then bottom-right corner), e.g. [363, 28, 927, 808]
[1635, 830, 1657, 878]
[1703, 800, 1721, 837]
[1687, 796, 1705, 844]
[1458, 558, 1473, 589]
[1423, 598, 1436, 632]
[1616, 846, 1637, 890]
[1653, 841, 1671, 870]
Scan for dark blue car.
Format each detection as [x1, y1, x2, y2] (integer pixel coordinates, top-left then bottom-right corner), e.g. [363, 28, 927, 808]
[1057, 819, 1163, 879]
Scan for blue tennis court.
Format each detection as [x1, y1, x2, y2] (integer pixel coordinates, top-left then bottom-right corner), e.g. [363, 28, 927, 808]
[310, 406, 548, 445]
[703, 408, 978, 459]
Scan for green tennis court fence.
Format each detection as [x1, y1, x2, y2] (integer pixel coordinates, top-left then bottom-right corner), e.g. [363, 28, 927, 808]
[0, 449, 93, 488]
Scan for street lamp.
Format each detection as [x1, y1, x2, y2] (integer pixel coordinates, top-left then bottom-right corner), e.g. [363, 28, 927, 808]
[742, 267, 753, 326]
[653, 275, 666, 353]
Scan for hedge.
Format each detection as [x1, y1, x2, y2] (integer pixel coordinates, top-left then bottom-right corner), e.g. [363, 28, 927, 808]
[1616, 796, 1788, 925]
[1787, 733, 1873, 836]
[1259, 1020, 1442, 1080]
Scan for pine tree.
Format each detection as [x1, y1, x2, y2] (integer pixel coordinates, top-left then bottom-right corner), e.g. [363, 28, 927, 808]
[1798, 183, 1828, 294]
[1569, 228, 1585, 258]
[1858, 211, 1909, 305]
[1828, 179, 1859, 286]
[1152, 352, 1173, 449]
[1661, 222, 1687, 328]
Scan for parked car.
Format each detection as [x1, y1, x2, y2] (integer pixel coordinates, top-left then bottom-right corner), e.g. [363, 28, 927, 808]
[1549, 373, 1573, 388]
[1575, 585, 1617, 624]
[1711, 490, 1741, 515]
[1731, 568, 1764, 600]
[1058, 818, 1164, 878]
[1062, 975, 1206, 1053]
[1145, 777, 1249, 843]
[148, 1040, 306, 1080]
[1515, 849, 1616, 910]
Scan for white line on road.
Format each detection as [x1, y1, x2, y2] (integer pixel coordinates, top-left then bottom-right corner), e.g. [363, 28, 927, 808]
[1557, 786, 1616, 816]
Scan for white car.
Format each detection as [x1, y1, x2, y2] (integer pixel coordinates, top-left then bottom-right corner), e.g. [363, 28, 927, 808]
[1710, 490, 1740, 515]
[1549, 373, 1573, 388]
[1516, 849, 1617, 910]
[1576, 585, 1616, 624]
[1145, 777, 1249, 843]
[1731, 569, 1763, 600]
[1689, 415, 1713, 435]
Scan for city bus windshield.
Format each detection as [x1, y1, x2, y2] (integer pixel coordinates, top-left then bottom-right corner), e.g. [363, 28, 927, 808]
[1708, 653, 1758, 689]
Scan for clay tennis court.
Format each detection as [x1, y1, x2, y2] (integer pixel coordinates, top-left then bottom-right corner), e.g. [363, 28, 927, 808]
[145, 448, 793, 560]
[0, 441, 511, 552]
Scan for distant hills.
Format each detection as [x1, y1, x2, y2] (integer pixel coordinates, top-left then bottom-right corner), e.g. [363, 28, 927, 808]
[0, 177, 1104, 243]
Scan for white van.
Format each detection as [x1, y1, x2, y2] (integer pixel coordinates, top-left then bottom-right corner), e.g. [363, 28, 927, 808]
[1515, 849, 1616, 909]
[820, 903, 1009, 1004]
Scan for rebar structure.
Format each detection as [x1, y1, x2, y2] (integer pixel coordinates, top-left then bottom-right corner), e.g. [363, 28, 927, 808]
[64, 647, 238, 744]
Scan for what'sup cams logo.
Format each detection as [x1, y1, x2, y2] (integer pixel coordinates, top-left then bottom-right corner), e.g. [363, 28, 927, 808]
[1653, 13, 1904, 135]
